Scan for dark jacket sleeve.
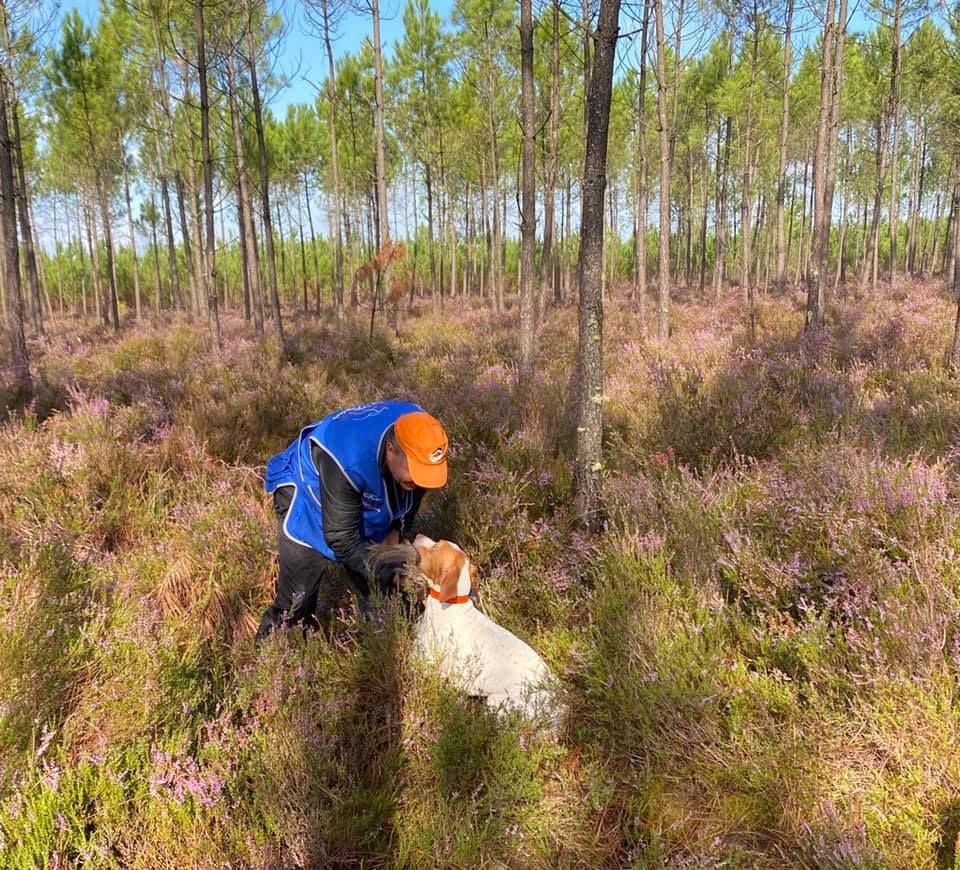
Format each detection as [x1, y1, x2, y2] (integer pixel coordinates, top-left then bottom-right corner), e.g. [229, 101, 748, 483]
[314, 446, 373, 579]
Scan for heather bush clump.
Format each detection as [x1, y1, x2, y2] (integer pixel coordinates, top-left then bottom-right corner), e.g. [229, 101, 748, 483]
[2, 284, 960, 866]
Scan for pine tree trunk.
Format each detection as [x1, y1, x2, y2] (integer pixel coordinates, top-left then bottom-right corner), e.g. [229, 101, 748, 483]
[743, 13, 761, 341]
[950, 205, 960, 370]
[151, 102, 182, 311]
[321, 0, 344, 315]
[634, 0, 650, 321]
[153, 20, 197, 315]
[794, 151, 808, 285]
[150, 186, 163, 313]
[821, 0, 847, 298]
[807, 0, 836, 329]
[122, 142, 141, 320]
[304, 174, 321, 310]
[947, 179, 958, 284]
[888, 2, 903, 283]
[0, 59, 29, 394]
[713, 115, 731, 301]
[775, 0, 794, 288]
[487, 70, 502, 311]
[574, 0, 621, 532]
[196, 0, 222, 350]
[519, 0, 536, 379]
[227, 43, 264, 334]
[246, 2, 284, 351]
[182, 54, 206, 320]
[370, 0, 390, 338]
[699, 142, 708, 294]
[94, 172, 120, 330]
[77, 196, 89, 317]
[53, 195, 65, 315]
[834, 142, 850, 290]
[541, 0, 561, 316]
[480, 156, 489, 301]
[654, 0, 671, 339]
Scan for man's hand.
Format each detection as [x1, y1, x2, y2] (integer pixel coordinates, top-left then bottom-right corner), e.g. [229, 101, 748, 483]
[367, 538, 419, 595]
[375, 556, 408, 593]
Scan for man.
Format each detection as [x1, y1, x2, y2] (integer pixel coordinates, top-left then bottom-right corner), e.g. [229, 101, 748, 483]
[256, 400, 449, 640]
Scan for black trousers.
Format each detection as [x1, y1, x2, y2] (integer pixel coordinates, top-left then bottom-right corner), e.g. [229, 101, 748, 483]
[256, 488, 372, 641]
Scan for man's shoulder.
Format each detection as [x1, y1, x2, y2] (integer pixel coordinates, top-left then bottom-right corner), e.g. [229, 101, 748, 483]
[326, 401, 421, 426]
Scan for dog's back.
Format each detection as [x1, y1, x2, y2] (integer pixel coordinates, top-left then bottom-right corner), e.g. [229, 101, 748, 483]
[411, 535, 561, 722]
[414, 581, 558, 722]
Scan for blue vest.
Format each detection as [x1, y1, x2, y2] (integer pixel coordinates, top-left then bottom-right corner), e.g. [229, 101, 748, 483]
[264, 401, 422, 559]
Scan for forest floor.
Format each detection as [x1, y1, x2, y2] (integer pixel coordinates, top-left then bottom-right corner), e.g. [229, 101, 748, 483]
[0, 281, 959, 867]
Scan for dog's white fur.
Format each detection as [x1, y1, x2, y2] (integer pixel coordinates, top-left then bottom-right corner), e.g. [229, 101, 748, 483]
[412, 534, 559, 722]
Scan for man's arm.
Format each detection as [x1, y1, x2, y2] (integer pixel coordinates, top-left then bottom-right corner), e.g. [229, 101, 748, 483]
[314, 447, 373, 579]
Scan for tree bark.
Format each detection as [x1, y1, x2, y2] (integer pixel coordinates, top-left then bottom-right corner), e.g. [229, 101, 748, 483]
[196, 0, 222, 349]
[149, 185, 162, 312]
[541, 0, 561, 317]
[121, 140, 141, 320]
[862, 0, 901, 291]
[742, 9, 761, 341]
[154, 18, 197, 316]
[246, 1, 284, 351]
[226, 43, 264, 334]
[0, 58, 28, 394]
[486, 47, 503, 312]
[182, 52, 206, 319]
[574, 0, 621, 531]
[654, 0, 670, 339]
[806, 0, 836, 328]
[370, 0, 390, 338]
[634, 0, 651, 322]
[94, 171, 120, 330]
[320, 0, 344, 315]
[151, 101, 182, 311]
[888, 4, 903, 282]
[775, 0, 794, 289]
[713, 114, 731, 300]
[519, 0, 536, 379]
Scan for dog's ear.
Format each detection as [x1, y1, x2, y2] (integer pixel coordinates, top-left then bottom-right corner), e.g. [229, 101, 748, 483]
[438, 557, 463, 603]
[414, 534, 436, 549]
[415, 541, 433, 573]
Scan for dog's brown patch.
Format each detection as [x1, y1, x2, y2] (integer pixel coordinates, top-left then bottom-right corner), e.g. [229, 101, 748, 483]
[416, 540, 473, 601]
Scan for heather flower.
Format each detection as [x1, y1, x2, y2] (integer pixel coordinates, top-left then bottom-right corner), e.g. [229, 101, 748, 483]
[149, 747, 225, 807]
[35, 723, 56, 758]
[48, 438, 85, 477]
[40, 762, 60, 793]
[637, 530, 666, 552]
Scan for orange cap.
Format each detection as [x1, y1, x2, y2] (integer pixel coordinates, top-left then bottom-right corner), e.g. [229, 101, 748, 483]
[394, 411, 449, 489]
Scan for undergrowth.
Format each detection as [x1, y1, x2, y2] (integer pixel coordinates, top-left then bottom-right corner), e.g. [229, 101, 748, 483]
[1, 285, 959, 867]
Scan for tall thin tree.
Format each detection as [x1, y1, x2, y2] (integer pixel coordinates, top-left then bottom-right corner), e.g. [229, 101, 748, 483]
[246, 0, 284, 351]
[519, 0, 536, 379]
[0, 29, 29, 395]
[196, 0, 222, 349]
[774, 0, 794, 289]
[574, 0, 621, 531]
[653, 0, 670, 339]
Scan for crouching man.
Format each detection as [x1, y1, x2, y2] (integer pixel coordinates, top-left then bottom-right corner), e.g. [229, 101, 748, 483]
[256, 401, 449, 640]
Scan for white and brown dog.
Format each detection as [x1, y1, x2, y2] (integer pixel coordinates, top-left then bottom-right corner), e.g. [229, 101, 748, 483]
[411, 534, 559, 723]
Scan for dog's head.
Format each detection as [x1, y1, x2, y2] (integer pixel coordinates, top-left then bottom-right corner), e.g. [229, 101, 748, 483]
[414, 535, 477, 603]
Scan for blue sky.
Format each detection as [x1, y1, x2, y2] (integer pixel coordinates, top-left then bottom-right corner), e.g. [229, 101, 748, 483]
[57, 0, 908, 121]
[60, 0, 457, 114]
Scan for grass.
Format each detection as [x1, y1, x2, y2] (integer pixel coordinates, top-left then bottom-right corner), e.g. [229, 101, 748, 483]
[0, 282, 959, 866]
